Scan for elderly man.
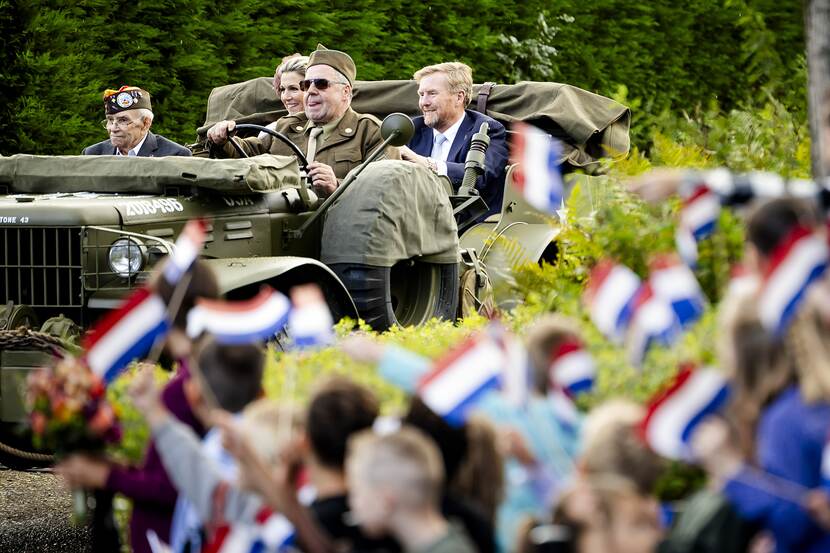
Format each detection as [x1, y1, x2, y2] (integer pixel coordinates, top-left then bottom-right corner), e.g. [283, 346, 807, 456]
[400, 62, 508, 219]
[83, 86, 191, 157]
[208, 45, 396, 197]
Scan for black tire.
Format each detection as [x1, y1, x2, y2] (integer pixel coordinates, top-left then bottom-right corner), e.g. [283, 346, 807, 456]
[330, 260, 459, 331]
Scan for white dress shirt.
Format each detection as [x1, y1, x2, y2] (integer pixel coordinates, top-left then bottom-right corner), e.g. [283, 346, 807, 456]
[429, 114, 465, 176]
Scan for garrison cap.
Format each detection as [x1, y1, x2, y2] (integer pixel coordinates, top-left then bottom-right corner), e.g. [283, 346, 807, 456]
[103, 86, 152, 115]
[308, 44, 356, 85]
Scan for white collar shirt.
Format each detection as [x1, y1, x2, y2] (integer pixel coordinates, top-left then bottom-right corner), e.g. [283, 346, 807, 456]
[429, 113, 465, 176]
[115, 132, 149, 156]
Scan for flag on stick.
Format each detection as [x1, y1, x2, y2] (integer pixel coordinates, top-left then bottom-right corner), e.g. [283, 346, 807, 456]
[510, 122, 565, 214]
[83, 287, 170, 383]
[163, 219, 207, 285]
[187, 287, 291, 344]
[640, 364, 730, 461]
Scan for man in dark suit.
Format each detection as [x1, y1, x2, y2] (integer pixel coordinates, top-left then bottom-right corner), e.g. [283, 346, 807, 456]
[400, 62, 508, 219]
[83, 86, 191, 157]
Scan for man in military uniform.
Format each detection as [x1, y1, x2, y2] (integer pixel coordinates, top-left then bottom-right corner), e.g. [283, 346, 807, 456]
[83, 86, 191, 157]
[207, 45, 397, 197]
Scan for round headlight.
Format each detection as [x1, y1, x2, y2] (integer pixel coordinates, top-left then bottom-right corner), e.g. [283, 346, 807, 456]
[108, 238, 145, 277]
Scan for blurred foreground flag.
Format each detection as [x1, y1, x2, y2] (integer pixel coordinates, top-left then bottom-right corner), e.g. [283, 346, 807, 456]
[163, 218, 207, 285]
[649, 254, 705, 328]
[83, 287, 170, 383]
[510, 122, 564, 214]
[287, 284, 334, 349]
[583, 260, 642, 343]
[640, 365, 730, 461]
[549, 339, 595, 398]
[418, 332, 505, 426]
[758, 226, 828, 336]
[626, 283, 682, 366]
[822, 434, 830, 489]
[206, 507, 294, 553]
[676, 185, 720, 267]
[187, 286, 291, 344]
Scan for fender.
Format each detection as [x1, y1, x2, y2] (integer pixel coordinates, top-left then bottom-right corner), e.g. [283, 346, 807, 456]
[202, 256, 358, 321]
[460, 164, 561, 308]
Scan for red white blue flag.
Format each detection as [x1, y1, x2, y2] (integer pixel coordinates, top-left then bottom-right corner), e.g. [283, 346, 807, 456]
[83, 287, 170, 383]
[204, 507, 294, 553]
[584, 260, 642, 343]
[640, 365, 731, 461]
[287, 290, 334, 349]
[675, 185, 721, 267]
[626, 283, 683, 365]
[510, 122, 564, 214]
[649, 254, 706, 328]
[417, 332, 505, 426]
[758, 226, 828, 336]
[163, 219, 207, 285]
[187, 287, 291, 344]
[549, 340, 595, 398]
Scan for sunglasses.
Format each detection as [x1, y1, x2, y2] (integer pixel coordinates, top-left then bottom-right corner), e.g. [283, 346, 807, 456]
[300, 78, 348, 91]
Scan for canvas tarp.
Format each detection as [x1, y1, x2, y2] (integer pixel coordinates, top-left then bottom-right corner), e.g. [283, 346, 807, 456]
[0, 154, 300, 195]
[199, 78, 631, 173]
[320, 160, 459, 267]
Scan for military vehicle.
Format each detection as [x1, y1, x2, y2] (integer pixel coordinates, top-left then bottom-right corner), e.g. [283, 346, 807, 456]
[0, 79, 629, 466]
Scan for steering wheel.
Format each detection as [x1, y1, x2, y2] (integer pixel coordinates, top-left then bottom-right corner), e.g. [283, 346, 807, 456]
[228, 123, 309, 173]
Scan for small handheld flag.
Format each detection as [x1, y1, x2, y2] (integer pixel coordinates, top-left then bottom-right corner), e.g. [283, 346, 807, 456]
[163, 219, 207, 285]
[649, 254, 706, 328]
[640, 364, 730, 461]
[204, 507, 294, 553]
[83, 287, 170, 383]
[626, 283, 683, 366]
[510, 122, 565, 214]
[187, 287, 291, 344]
[758, 226, 828, 336]
[583, 260, 642, 343]
[549, 340, 595, 398]
[287, 285, 334, 349]
[417, 332, 505, 426]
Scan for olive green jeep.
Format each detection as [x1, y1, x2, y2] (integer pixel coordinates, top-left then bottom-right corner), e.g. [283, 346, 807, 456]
[0, 79, 629, 466]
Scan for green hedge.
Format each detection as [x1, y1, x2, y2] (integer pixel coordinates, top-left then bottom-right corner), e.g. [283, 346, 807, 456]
[0, 0, 807, 155]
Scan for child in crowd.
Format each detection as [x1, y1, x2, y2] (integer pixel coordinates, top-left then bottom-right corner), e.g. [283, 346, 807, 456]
[56, 259, 219, 553]
[346, 426, 477, 553]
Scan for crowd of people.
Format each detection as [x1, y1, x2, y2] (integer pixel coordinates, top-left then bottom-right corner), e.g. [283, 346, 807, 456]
[63, 43, 830, 553]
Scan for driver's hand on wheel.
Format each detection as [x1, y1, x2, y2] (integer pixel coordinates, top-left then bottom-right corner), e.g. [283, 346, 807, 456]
[207, 120, 236, 145]
[308, 162, 338, 196]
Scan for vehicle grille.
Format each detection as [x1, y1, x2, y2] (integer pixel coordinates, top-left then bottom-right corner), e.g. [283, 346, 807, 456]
[1, 227, 84, 307]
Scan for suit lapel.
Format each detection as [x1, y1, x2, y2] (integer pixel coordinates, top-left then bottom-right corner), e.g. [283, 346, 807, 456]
[137, 132, 158, 157]
[410, 123, 433, 157]
[448, 111, 474, 163]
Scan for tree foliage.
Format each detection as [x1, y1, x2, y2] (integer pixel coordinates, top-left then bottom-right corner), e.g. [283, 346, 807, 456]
[0, 0, 807, 155]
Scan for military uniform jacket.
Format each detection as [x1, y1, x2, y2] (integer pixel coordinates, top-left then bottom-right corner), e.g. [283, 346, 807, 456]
[82, 132, 192, 157]
[221, 108, 399, 179]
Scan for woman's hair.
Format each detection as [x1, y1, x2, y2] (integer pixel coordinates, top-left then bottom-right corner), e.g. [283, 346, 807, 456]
[276, 54, 309, 78]
[449, 414, 505, 524]
[720, 289, 795, 458]
[524, 315, 583, 395]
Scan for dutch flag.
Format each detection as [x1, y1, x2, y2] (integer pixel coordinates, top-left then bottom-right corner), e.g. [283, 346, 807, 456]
[758, 226, 828, 336]
[649, 254, 706, 328]
[640, 364, 731, 461]
[675, 185, 720, 267]
[83, 287, 170, 383]
[584, 260, 642, 343]
[163, 218, 207, 285]
[205, 507, 294, 553]
[287, 290, 334, 350]
[510, 122, 565, 214]
[417, 332, 506, 427]
[626, 283, 683, 366]
[187, 287, 291, 344]
[549, 340, 595, 398]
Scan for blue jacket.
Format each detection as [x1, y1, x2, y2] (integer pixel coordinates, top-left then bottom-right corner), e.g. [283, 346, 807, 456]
[82, 132, 191, 157]
[408, 109, 508, 219]
[723, 386, 830, 553]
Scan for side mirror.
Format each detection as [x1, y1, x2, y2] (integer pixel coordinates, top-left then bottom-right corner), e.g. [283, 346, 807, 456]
[380, 113, 415, 146]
